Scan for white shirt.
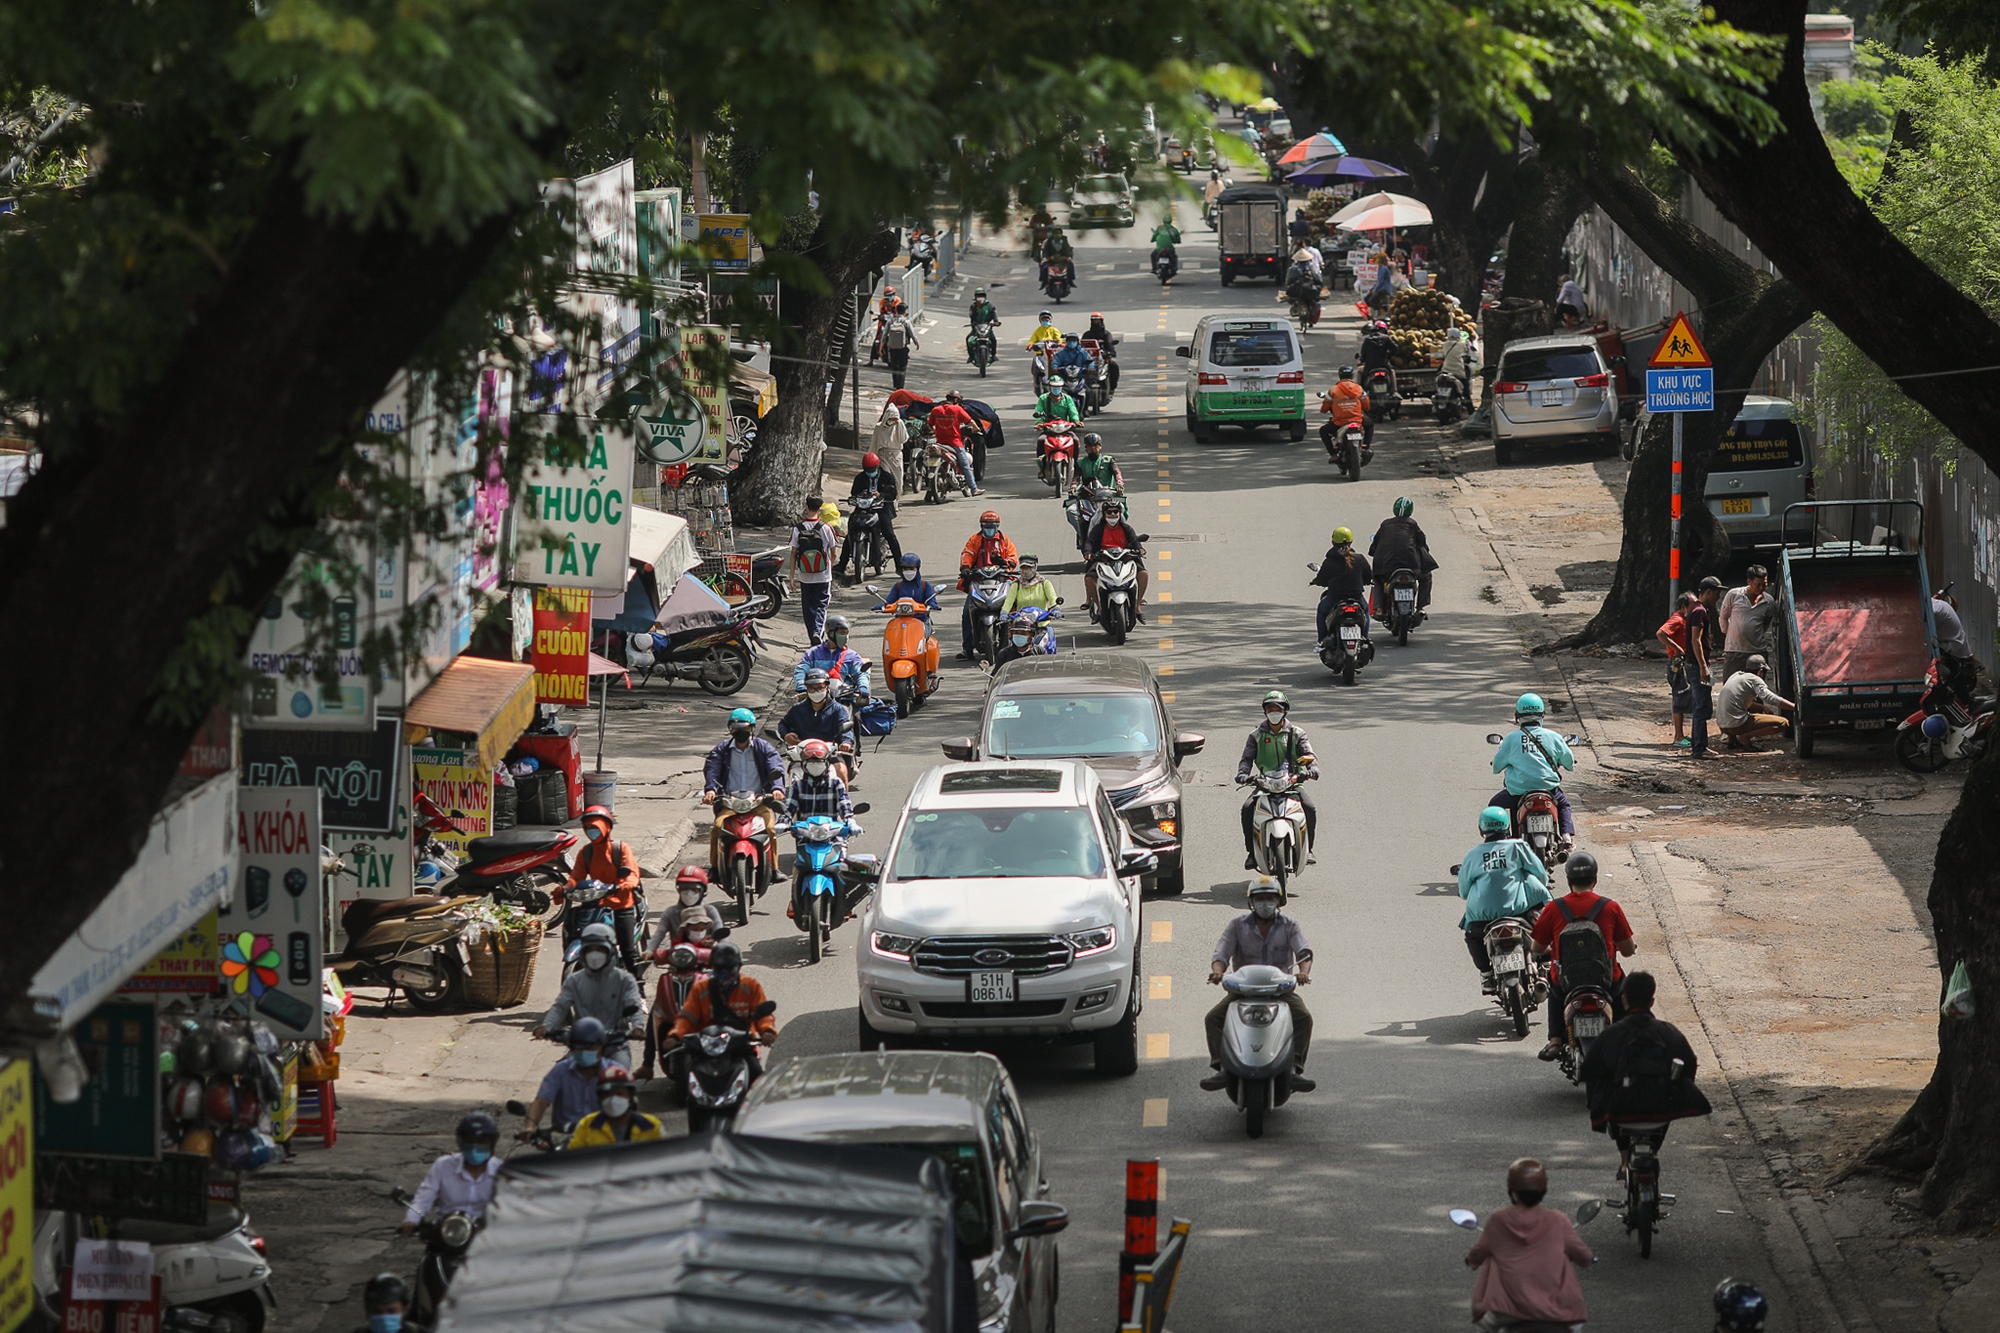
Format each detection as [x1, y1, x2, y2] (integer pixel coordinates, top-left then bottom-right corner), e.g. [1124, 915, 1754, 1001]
[1718, 587, 1780, 653]
[406, 1152, 502, 1223]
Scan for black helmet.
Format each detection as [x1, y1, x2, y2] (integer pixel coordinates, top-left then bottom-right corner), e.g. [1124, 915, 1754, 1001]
[1083, 432, 1103, 450]
[364, 1273, 409, 1309]
[710, 940, 742, 977]
[1713, 1278, 1768, 1331]
[569, 1015, 607, 1048]
[1565, 851, 1599, 887]
[455, 1111, 499, 1149]
[1338, 364, 1354, 378]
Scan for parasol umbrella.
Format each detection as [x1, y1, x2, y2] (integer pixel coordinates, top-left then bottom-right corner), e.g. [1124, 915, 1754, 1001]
[1326, 191, 1434, 230]
[1276, 131, 1348, 166]
[1285, 156, 1408, 189]
[1247, 96, 1283, 112]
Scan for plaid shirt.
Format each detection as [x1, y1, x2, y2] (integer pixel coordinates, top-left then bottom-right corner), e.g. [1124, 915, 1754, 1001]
[786, 773, 853, 824]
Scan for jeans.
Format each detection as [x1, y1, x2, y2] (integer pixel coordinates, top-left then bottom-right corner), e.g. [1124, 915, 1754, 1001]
[612, 906, 642, 972]
[1316, 593, 1371, 644]
[1690, 680, 1714, 755]
[887, 347, 910, 389]
[1240, 790, 1316, 854]
[1206, 991, 1313, 1071]
[1490, 787, 1574, 837]
[800, 581, 832, 640]
[943, 443, 977, 489]
[1464, 915, 1539, 972]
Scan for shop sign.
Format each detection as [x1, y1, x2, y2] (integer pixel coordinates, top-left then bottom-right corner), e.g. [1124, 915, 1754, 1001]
[117, 912, 218, 995]
[0, 1059, 31, 1333]
[411, 748, 490, 859]
[221, 788, 324, 1040]
[33, 1003, 157, 1161]
[35, 1155, 207, 1227]
[531, 588, 592, 706]
[326, 823, 413, 910]
[511, 425, 634, 591]
[243, 553, 377, 731]
[240, 721, 401, 833]
[644, 325, 729, 464]
[696, 213, 752, 269]
[63, 1241, 160, 1333]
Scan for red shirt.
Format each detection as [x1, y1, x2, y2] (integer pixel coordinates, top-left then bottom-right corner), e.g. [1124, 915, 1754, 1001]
[1100, 526, 1128, 550]
[1657, 611, 1688, 658]
[1531, 891, 1632, 986]
[928, 403, 975, 447]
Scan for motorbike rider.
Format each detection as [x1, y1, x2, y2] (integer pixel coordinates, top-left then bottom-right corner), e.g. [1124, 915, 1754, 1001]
[1039, 226, 1075, 290]
[1082, 495, 1148, 624]
[1359, 318, 1398, 397]
[1199, 877, 1316, 1092]
[1931, 586, 1984, 709]
[969, 287, 999, 327]
[1369, 496, 1436, 618]
[1436, 325, 1473, 402]
[1028, 311, 1065, 394]
[1319, 365, 1371, 451]
[1034, 382, 1083, 475]
[667, 939, 779, 1078]
[561, 803, 644, 972]
[991, 610, 1048, 670]
[1050, 332, 1096, 411]
[1463, 1158, 1595, 1332]
[1532, 852, 1638, 1061]
[837, 453, 902, 579]
[793, 614, 872, 701]
[1149, 217, 1182, 279]
[535, 921, 643, 1067]
[1075, 432, 1124, 491]
[1002, 551, 1059, 615]
[781, 668, 854, 782]
[1202, 168, 1227, 222]
[1491, 693, 1576, 839]
[785, 736, 855, 823]
[1457, 807, 1553, 993]
[927, 390, 982, 495]
[1083, 312, 1121, 394]
[1235, 690, 1317, 869]
[1579, 970, 1713, 1178]
[400, 1111, 501, 1236]
[957, 511, 1020, 659]
[878, 552, 943, 631]
[702, 707, 787, 879]
[646, 865, 725, 954]
[518, 1016, 611, 1140]
[1310, 527, 1373, 646]
[567, 1063, 666, 1147]
[360, 1274, 410, 1333]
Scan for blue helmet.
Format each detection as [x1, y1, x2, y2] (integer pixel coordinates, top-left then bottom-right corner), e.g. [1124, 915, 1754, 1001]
[729, 707, 756, 729]
[1712, 1279, 1768, 1331]
[1515, 693, 1546, 721]
[1478, 806, 1511, 835]
[899, 552, 921, 572]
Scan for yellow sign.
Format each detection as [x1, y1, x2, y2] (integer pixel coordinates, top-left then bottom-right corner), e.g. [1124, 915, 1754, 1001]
[695, 214, 752, 269]
[120, 909, 220, 993]
[0, 1059, 32, 1333]
[1648, 312, 1712, 368]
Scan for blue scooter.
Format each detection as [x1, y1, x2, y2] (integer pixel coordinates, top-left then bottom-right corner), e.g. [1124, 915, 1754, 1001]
[561, 877, 618, 978]
[780, 810, 871, 964]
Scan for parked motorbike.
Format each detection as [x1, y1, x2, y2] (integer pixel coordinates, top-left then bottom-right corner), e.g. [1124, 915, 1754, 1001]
[391, 1188, 480, 1331]
[783, 812, 870, 964]
[742, 543, 788, 620]
[847, 493, 890, 578]
[869, 585, 943, 718]
[1483, 731, 1581, 869]
[1364, 366, 1399, 421]
[1090, 546, 1145, 646]
[1038, 420, 1080, 492]
[35, 1205, 278, 1333]
[909, 231, 938, 278]
[622, 599, 767, 696]
[1432, 373, 1467, 424]
[333, 896, 480, 1013]
[1211, 963, 1311, 1138]
[1152, 249, 1177, 284]
[967, 321, 999, 377]
[963, 563, 1015, 665]
[413, 792, 572, 923]
[1895, 653, 1995, 772]
[1241, 770, 1309, 892]
[1066, 481, 1116, 553]
[1382, 568, 1424, 646]
[713, 791, 782, 926]
[685, 999, 779, 1132]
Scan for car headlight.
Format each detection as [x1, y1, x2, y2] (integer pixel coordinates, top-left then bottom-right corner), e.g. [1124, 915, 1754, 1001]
[1066, 926, 1117, 958]
[871, 931, 918, 960]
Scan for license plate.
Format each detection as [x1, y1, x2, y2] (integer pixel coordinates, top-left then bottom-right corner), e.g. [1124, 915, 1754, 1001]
[1395, 591, 1414, 603]
[1576, 1015, 1606, 1039]
[1495, 953, 1525, 974]
[968, 971, 1016, 1003]
[1855, 718, 1886, 731]
[1534, 390, 1566, 407]
[1340, 627, 1361, 640]
[1527, 814, 1554, 832]
[1721, 497, 1754, 515]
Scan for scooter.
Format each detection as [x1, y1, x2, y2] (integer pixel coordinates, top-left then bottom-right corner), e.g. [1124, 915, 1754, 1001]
[1483, 731, 1581, 869]
[1211, 963, 1310, 1138]
[1363, 366, 1399, 420]
[747, 543, 789, 620]
[1041, 260, 1075, 303]
[909, 231, 938, 278]
[558, 877, 620, 977]
[1066, 482, 1116, 553]
[413, 791, 573, 923]
[1038, 420, 1080, 491]
[1083, 347, 1114, 411]
[1451, 1200, 1603, 1298]
[1241, 771, 1309, 892]
[1152, 249, 1177, 284]
[782, 811, 869, 964]
[391, 1188, 480, 1331]
[1444, 874, 1548, 1040]
[1558, 980, 1615, 1086]
[962, 563, 1014, 665]
[989, 606, 1063, 670]
[685, 999, 779, 1132]
[713, 792, 782, 926]
[1059, 363, 1097, 417]
[1090, 546, 1145, 646]
[1381, 568, 1424, 645]
[332, 895, 481, 1013]
[1318, 411, 1369, 481]
[1432, 372, 1467, 424]
[641, 928, 727, 1097]
[919, 436, 973, 504]
[868, 586, 943, 718]
[846, 493, 890, 578]
[967, 321, 999, 376]
[622, 599, 767, 697]
[1308, 568, 1375, 686]
[34, 1207, 278, 1333]
[1894, 652, 1995, 772]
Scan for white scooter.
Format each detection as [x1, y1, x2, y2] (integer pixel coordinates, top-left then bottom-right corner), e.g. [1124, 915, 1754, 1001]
[1242, 770, 1310, 892]
[34, 1206, 276, 1331]
[1212, 963, 1310, 1139]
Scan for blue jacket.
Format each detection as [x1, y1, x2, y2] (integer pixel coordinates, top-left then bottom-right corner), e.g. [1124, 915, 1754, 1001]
[1492, 725, 1575, 795]
[703, 736, 785, 796]
[1053, 344, 1094, 374]
[793, 642, 871, 697]
[1457, 837, 1552, 930]
[780, 697, 851, 744]
[879, 578, 941, 615]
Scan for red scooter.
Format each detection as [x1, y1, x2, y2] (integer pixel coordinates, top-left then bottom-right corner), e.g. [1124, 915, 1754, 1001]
[1037, 420, 1080, 492]
[413, 791, 575, 923]
[712, 792, 782, 926]
[1894, 653, 1995, 772]
[640, 933, 720, 1098]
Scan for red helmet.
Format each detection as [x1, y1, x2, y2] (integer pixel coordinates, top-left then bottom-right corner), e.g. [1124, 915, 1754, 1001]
[863, 452, 881, 468]
[596, 1063, 637, 1095]
[799, 739, 834, 763]
[980, 510, 1001, 525]
[581, 803, 613, 827]
[1091, 311, 1104, 320]
[675, 865, 710, 888]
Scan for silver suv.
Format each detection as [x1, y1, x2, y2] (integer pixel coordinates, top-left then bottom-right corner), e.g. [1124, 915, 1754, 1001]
[1491, 334, 1619, 464]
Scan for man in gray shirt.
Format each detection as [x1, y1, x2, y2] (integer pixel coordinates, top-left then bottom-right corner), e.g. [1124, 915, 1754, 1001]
[1933, 589, 1983, 708]
[1718, 565, 1781, 682]
[1200, 879, 1316, 1092]
[1716, 653, 1796, 751]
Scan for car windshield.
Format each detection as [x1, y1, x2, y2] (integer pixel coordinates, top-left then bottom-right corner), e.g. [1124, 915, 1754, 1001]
[1501, 348, 1600, 382]
[1077, 176, 1125, 194]
[888, 808, 1106, 881]
[1208, 328, 1295, 367]
[988, 693, 1158, 759]
[1714, 417, 1805, 471]
[881, 1142, 994, 1255]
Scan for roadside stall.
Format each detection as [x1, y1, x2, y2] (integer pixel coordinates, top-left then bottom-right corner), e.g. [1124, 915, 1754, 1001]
[405, 657, 538, 855]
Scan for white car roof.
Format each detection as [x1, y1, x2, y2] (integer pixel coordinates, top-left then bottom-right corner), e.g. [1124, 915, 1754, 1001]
[908, 761, 1095, 809]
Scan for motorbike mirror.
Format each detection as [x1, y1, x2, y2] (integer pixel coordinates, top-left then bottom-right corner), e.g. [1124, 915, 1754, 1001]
[1565, 734, 1581, 744]
[752, 1000, 778, 1019]
[851, 802, 872, 815]
[1172, 732, 1206, 760]
[941, 737, 978, 762]
[1450, 864, 1462, 875]
[1175, 346, 1191, 357]
[1576, 1200, 1602, 1226]
[865, 584, 881, 596]
[1485, 733, 1505, 745]
[1055, 596, 1065, 605]
[391, 1187, 415, 1207]
[1449, 1208, 1479, 1231]
[505, 1099, 528, 1117]
[712, 927, 732, 940]
[1307, 561, 1320, 571]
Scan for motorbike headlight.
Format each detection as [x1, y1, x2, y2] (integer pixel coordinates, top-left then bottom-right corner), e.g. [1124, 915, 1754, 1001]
[1238, 1002, 1279, 1027]
[438, 1213, 476, 1250]
[1065, 925, 1117, 958]
[871, 931, 919, 961]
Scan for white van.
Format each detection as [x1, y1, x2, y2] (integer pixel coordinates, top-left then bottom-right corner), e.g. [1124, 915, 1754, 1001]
[1706, 397, 1814, 548]
[1177, 314, 1308, 443]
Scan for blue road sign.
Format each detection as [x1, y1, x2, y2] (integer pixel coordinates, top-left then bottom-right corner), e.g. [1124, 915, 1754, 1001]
[1646, 367, 1714, 413]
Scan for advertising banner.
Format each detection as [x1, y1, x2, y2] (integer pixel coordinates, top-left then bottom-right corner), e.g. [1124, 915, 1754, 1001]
[222, 787, 324, 1039]
[33, 1003, 158, 1160]
[696, 213, 752, 269]
[511, 424, 635, 591]
[0, 1059, 31, 1333]
[411, 748, 491, 859]
[532, 588, 592, 706]
[327, 821, 413, 908]
[242, 553, 376, 730]
[240, 720, 401, 833]
[117, 911, 218, 995]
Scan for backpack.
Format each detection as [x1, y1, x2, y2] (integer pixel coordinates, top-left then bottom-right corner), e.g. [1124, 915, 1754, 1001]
[1554, 897, 1615, 991]
[794, 523, 830, 575]
[1604, 1019, 1686, 1120]
[883, 318, 911, 350]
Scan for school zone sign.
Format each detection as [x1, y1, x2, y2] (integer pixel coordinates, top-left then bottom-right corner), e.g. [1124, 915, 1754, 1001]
[512, 424, 636, 592]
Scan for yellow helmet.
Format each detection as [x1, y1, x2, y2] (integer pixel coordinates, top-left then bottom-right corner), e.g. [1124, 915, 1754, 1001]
[1331, 526, 1354, 546]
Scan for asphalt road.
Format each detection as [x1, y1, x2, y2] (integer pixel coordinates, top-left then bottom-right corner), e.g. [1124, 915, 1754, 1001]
[707, 203, 1801, 1331]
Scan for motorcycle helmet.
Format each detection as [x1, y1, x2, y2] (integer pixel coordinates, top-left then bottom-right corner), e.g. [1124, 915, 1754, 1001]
[596, 1063, 638, 1095]
[1330, 526, 1354, 547]
[1247, 876, 1283, 918]
[899, 553, 922, 573]
[1017, 552, 1039, 576]
[1090, 311, 1104, 322]
[675, 864, 709, 907]
[800, 738, 834, 777]
[1373, 319, 1389, 330]
[1038, 309, 1052, 322]
[710, 940, 743, 979]
[1923, 713, 1950, 739]
[1505, 1157, 1548, 1205]
[1478, 806, 1511, 835]
[973, 287, 987, 299]
[176, 1026, 215, 1077]
[1082, 433, 1103, 451]
[1713, 1279, 1768, 1331]
[803, 667, 832, 702]
[863, 451, 881, 469]
[569, 1016, 608, 1049]
[729, 707, 756, 740]
[979, 511, 1001, 538]
[364, 1273, 410, 1311]
[233, 1087, 265, 1128]
[167, 1076, 205, 1124]
[825, 614, 851, 646]
[1393, 496, 1414, 519]
[1565, 851, 1599, 887]
[1337, 364, 1354, 378]
[203, 1078, 237, 1125]
[579, 922, 617, 969]
[456, 1111, 500, 1150]
[1515, 692, 1546, 723]
[582, 802, 614, 831]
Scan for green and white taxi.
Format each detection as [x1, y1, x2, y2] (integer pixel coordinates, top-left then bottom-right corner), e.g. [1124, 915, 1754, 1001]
[1177, 315, 1308, 442]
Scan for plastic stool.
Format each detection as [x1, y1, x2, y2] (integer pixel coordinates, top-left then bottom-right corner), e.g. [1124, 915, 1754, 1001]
[295, 1080, 337, 1148]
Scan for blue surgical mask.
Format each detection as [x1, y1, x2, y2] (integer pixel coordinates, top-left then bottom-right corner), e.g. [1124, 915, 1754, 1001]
[865, 467, 878, 477]
[369, 1316, 403, 1333]
[981, 525, 998, 538]
[463, 1146, 491, 1168]
[574, 1049, 600, 1069]
[586, 825, 605, 841]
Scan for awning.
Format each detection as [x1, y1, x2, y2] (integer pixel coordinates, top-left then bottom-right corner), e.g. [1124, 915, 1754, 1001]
[628, 505, 699, 591]
[655, 571, 732, 637]
[404, 657, 537, 773]
[731, 361, 778, 416]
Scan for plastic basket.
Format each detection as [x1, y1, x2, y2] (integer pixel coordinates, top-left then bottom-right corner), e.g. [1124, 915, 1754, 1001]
[462, 928, 541, 1009]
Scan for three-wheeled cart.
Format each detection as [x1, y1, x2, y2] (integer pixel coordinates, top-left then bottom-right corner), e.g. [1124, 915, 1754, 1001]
[1776, 499, 1937, 758]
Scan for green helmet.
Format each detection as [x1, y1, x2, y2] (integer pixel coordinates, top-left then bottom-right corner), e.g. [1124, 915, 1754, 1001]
[1515, 693, 1546, 719]
[1262, 690, 1289, 710]
[729, 707, 757, 725]
[1392, 497, 1413, 519]
[1478, 806, 1511, 835]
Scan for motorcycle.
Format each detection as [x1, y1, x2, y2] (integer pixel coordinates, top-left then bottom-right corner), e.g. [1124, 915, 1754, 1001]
[1483, 731, 1581, 869]
[1381, 568, 1423, 646]
[556, 877, 623, 977]
[1089, 545, 1144, 645]
[332, 895, 481, 1013]
[621, 599, 767, 696]
[1152, 249, 1177, 284]
[1211, 963, 1311, 1138]
[502, 1096, 573, 1153]
[413, 791, 572, 924]
[1066, 481, 1116, 553]
[1041, 259, 1075, 302]
[1038, 419, 1080, 491]
[1432, 372, 1467, 424]
[988, 606, 1063, 669]
[1444, 878, 1548, 1040]
[1894, 653, 1994, 772]
[1611, 1118, 1679, 1258]
[1363, 366, 1400, 421]
[966, 321, 999, 377]
[868, 585, 943, 718]
[1307, 567, 1374, 685]
[962, 563, 1015, 665]
[1054, 362, 1095, 418]
[782, 812, 870, 964]
[1241, 770, 1309, 892]
[685, 999, 779, 1132]
[1557, 976, 1614, 1086]
[390, 1188, 480, 1331]
[736, 543, 788, 620]
[1318, 404, 1369, 480]
[713, 791, 782, 926]
[34, 1205, 278, 1333]
[1083, 351, 1114, 413]
[918, 436, 973, 504]
[1286, 279, 1322, 329]
[909, 231, 938, 278]
[643, 935, 716, 1102]
[846, 493, 890, 578]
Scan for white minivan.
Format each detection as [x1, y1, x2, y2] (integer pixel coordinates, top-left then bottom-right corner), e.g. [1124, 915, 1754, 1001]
[1705, 396, 1814, 549]
[1178, 314, 1308, 443]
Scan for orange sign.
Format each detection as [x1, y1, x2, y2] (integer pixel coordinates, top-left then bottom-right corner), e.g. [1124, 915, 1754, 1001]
[531, 587, 591, 706]
[1648, 312, 1712, 368]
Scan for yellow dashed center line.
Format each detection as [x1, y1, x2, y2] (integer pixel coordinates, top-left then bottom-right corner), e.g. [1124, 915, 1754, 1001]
[1160, 690, 1175, 703]
[1158, 615, 1173, 625]
[1157, 663, 1173, 676]
[1149, 975, 1173, 999]
[1145, 1033, 1170, 1060]
[1157, 638, 1174, 649]
[1151, 920, 1173, 942]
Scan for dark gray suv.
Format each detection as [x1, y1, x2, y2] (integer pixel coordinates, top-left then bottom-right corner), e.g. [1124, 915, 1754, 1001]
[942, 655, 1203, 893]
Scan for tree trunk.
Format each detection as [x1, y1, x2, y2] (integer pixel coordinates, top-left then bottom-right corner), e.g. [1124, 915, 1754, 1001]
[1479, 298, 1553, 385]
[0, 173, 516, 1017]
[732, 225, 900, 524]
[1562, 154, 1814, 645]
[1501, 149, 1592, 307]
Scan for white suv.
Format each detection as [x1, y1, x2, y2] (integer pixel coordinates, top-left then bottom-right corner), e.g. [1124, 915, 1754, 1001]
[854, 761, 1152, 1075]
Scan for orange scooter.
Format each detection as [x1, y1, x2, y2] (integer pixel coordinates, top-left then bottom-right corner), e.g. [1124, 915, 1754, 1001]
[867, 585, 942, 717]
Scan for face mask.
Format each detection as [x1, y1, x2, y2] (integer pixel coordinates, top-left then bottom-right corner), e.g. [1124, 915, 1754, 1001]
[369, 1315, 404, 1333]
[805, 761, 828, 778]
[584, 950, 610, 971]
[1252, 900, 1279, 920]
[1265, 710, 1285, 727]
[463, 1146, 491, 1168]
[586, 825, 605, 842]
[1020, 568, 1037, 581]
[678, 888, 703, 906]
[831, 632, 848, 648]
[807, 687, 829, 703]
[865, 467, 878, 477]
[600, 1095, 632, 1119]
[573, 1048, 600, 1068]
[685, 928, 710, 944]
[981, 525, 998, 538]
[1012, 634, 1030, 648]
[731, 726, 752, 742]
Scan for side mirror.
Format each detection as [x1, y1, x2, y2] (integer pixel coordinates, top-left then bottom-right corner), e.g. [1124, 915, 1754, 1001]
[1449, 1208, 1479, 1231]
[1139, 534, 1151, 543]
[941, 737, 978, 762]
[1450, 864, 1462, 875]
[851, 802, 872, 815]
[392, 1187, 415, 1208]
[1119, 849, 1161, 877]
[1565, 734, 1582, 744]
[505, 1099, 528, 1116]
[1576, 1200, 1602, 1226]
[764, 726, 784, 743]
[753, 1000, 778, 1019]
[1306, 561, 1320, 571]
[1485, 732, 1505, 745]
[1175, 346, 1191, 358]
[844, 854, 882, 878]
[1055, 596, 1066, 605]
[1006, 1200, 1070, 1242]
[865, 584, 881, 596]
[1172, 732, 1205, 760]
